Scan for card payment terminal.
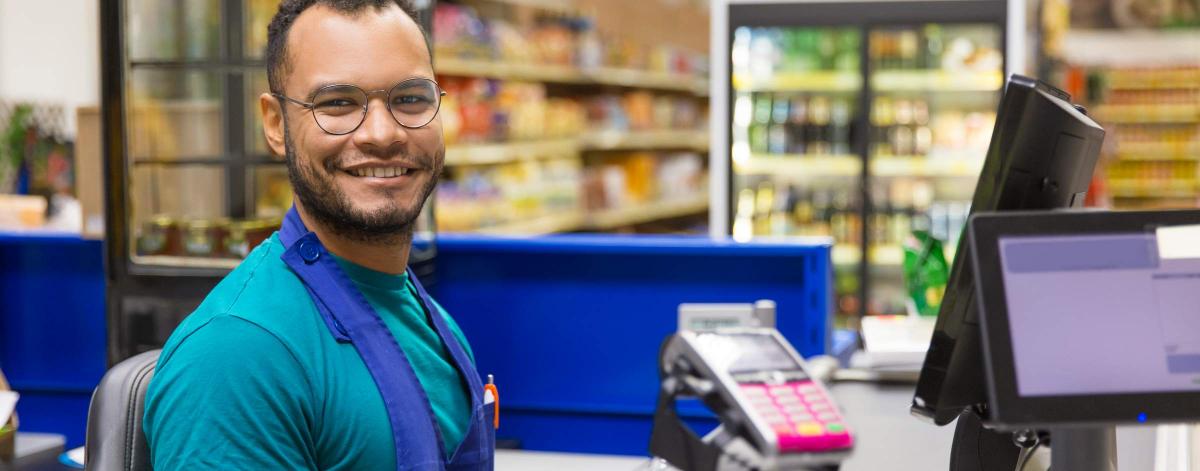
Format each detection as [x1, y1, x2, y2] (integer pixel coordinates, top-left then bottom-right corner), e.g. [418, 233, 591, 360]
[650, 327, 853, 470]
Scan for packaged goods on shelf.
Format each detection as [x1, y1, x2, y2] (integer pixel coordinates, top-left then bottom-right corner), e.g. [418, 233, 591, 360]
[581, 151, 706, 212]
[1067, 65, 1200, 208]
[870, 24, 1002, 72]
[732, 27, 860, 83]
[741, 93, 857, 157]
[432, 2, 706, 77]
[436, 155, 582, 232]
[439, 76, 703, 147]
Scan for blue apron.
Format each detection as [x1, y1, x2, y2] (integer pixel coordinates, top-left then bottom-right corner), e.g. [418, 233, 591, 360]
[277, 207, 495, 471]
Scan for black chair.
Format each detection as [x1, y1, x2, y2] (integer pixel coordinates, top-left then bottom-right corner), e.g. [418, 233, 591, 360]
[84, 350, 160, 471]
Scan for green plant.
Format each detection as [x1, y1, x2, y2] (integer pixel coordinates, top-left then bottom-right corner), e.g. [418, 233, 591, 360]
[0, 105, 33, 193]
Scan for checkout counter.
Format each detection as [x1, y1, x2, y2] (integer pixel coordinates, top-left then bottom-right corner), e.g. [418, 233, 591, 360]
[4, 213, 1200, 470]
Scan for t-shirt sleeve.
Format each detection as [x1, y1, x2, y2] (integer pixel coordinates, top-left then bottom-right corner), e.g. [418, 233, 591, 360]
[143, 315, 317, 470]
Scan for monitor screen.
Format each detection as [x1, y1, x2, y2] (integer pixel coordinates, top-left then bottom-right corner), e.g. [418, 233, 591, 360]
[694, 333, 804, 374]
[999, 233, 1200, 397]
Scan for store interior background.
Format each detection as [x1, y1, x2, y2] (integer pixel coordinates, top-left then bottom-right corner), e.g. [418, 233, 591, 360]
[0, 0, 1198, 458]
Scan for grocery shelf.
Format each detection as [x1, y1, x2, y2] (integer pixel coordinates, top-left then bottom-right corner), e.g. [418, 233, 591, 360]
[1061, 30, 1200, 68]
[871, 156, 984, 178]
[733, 155, 861, 177]
[1106, 69, 1200, 91]
[445, 130, 709, 166]
[583, 195, 709, 230]
[132, 255, 241, 270]
[870, 244, 904, 267]
[831, 244, 903, 267]
[483, 0, 577, 12]
[732, 71, 861, 92]
[435, 57, 709, 94]
[581, 129, 708, 151]
[1094, 104, 1200, 124]
[872, 70, 1003, 92]
[477, 211, 586, 236]
[469, 195, 709, 234]
[1107, 180, 1199, 198]
[445, 139, 579, 165]
[1117, 141, 1200, 161]
[590, 67, 710, 95]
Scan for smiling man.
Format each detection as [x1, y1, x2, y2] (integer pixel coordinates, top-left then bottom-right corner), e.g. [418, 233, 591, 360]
[142, 1, 495, 469]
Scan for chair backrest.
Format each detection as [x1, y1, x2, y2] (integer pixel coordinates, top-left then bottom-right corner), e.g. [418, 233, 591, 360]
[85, 349, 161, 471]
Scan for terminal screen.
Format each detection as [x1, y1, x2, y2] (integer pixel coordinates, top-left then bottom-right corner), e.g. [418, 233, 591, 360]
[999, 231, 1200, 397]
[695, 333, 802, 374]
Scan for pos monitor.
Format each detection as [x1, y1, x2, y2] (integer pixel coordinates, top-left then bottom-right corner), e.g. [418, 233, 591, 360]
[911, 75, 1105, 428]
[968, 209, 1200, 470]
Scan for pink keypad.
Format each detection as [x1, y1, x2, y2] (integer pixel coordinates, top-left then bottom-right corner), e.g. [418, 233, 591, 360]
[739, 381, 853, 452]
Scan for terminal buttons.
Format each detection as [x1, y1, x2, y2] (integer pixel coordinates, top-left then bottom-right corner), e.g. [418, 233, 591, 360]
[738, 380, 854, 453]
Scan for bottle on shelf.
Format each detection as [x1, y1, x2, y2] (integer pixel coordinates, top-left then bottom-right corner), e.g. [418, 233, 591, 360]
[787, 96, 809, 155]
[808, 96, 832, 155]
[831, 98, 852, 155]
[897, 28, 920, 70]
[892, 99, 914, 156]
[872, 96, 894, 157]
[754, 181, 775, 236]
[769, 95, 791, 155]
[913, 99, 933, 157]
[750, 93, 772, 154]
[922, 24, 944, 70]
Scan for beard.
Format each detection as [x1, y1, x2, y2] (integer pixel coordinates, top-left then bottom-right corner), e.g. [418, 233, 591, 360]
[282, 121, 440, 245]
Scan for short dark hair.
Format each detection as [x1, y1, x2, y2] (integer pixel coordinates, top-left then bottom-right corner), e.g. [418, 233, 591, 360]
[265, 0, 426, 94]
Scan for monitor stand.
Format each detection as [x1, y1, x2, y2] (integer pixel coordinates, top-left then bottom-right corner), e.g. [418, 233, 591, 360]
[950, 409, 1020, 471]
[1048, 427, 1117, 471]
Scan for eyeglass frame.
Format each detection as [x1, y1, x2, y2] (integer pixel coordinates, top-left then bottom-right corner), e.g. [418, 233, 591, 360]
[271, 77, 447, 135]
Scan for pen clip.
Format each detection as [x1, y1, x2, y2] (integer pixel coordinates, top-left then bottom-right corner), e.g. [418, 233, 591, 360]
[484, 374, 499, 430]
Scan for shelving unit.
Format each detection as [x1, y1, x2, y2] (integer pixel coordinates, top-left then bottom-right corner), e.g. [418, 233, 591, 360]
[1117, 142, 1200, 161]
[474, 194, 709, 235]
[478, 211, 586, 236]
[579, 129, 709, 152]
[721, 0, 1011, 318]
[832, 244, 904, 267]
[732, 71, 862, 92]
[733, 155, 860, 177]
[872, 70, 1003, 92]
[436, 57, 710, 94]
[444, 139, 578, 166]
[1094, 104, 1200, 124]
[1108, 180, 1200, 198]
[584, 195, 709, 230]
[871, 156, 984, 178]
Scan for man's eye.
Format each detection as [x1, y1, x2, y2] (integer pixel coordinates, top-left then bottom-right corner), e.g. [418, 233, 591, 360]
[317, 99, 358, 108]
[393, 95, 430, 105]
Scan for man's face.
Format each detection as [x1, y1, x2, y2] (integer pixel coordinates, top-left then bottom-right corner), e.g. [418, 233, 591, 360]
[261, 4, 442, 242]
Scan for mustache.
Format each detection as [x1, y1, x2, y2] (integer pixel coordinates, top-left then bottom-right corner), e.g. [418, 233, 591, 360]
[322, 151, 438, 173]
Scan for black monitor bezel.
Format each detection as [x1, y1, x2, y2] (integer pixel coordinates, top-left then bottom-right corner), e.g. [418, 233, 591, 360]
[969, 209, 1200, 429]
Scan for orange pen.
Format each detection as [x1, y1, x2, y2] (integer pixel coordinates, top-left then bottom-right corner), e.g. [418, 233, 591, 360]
[484, 374, 499, 430]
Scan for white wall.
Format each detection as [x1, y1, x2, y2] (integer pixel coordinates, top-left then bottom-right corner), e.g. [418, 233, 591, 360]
[0, 0, 101, 138]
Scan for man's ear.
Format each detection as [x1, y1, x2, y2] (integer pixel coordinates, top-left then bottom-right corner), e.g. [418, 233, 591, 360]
[260, 93, 287, 157]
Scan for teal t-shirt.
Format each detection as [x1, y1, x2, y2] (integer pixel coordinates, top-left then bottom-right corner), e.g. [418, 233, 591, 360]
[143, 233, 475, 470]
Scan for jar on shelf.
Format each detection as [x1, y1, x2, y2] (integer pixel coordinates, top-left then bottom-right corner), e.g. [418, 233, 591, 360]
[182, 218, 228, 257]
[137, 215, 180, 256]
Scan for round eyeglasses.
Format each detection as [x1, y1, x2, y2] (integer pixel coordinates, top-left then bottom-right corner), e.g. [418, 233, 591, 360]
[273, 78, 446, 135]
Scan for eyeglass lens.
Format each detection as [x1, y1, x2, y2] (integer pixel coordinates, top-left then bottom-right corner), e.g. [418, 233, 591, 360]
[310, 79, 440, 134]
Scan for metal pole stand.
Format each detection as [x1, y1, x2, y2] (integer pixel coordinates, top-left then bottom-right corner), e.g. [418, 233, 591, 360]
[1049, 427, 1117, 471]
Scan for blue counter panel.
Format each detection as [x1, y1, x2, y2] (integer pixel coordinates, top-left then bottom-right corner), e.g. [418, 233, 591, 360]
[434, 234, 832, 455]
[0, 233, 108, 447]
[0, 232, 831, 455]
